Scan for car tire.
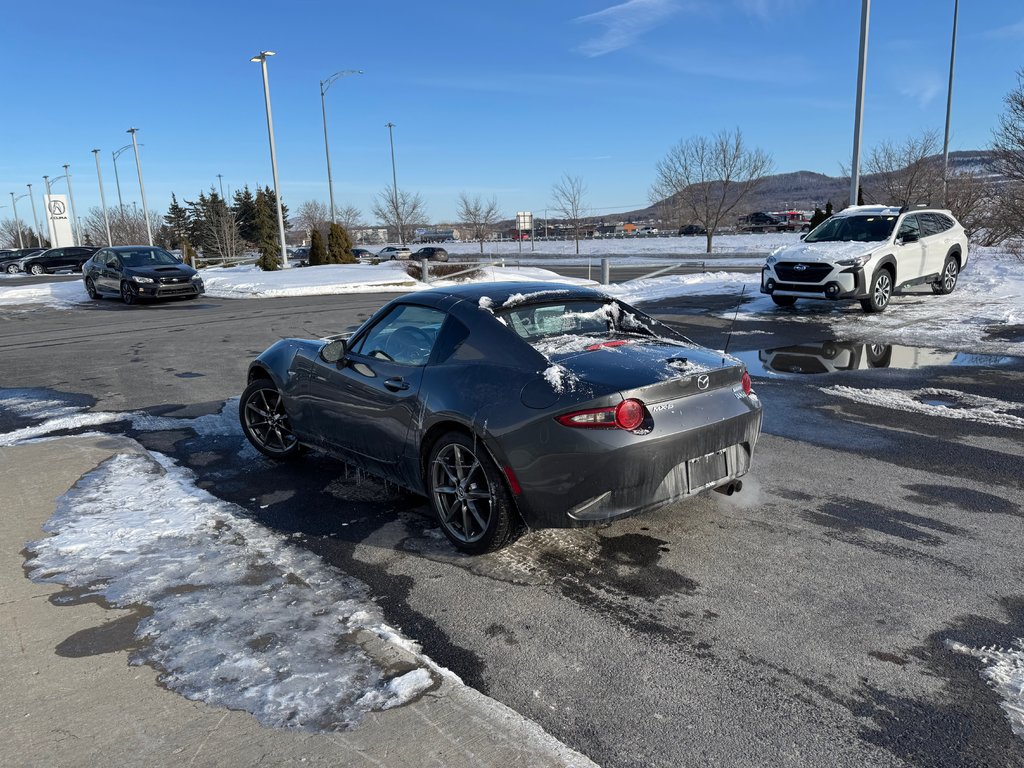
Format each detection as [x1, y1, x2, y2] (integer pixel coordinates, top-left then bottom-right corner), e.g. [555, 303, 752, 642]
[860, 268, 892, 313]
[120, 281, 138, 306]
[29, 264, 45, 275]
[771, 295, 797, 307]
[238, 379, 303, 461]
[85, 277, 100, 300]
[6, 264, 19, 274]
[933, 255, 959, 295]
[427, 431, 521, 554]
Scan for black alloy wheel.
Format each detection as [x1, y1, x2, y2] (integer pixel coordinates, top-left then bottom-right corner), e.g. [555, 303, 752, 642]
[85, 277, 100, 300]
[933, 256, 959, 295]
[239, 380, 302, 460]
[860, 269, 892, 313]
[428, 432, 519, 554]
[120, 281, 138, 305]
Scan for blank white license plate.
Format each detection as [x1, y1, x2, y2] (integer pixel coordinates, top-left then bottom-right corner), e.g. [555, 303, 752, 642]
[687, 450, 729, 490]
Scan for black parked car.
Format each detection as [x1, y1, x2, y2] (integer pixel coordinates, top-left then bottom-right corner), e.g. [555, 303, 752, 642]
[20, 246, 98, 275]
[352, 247, 373, 260]
[239, 282, 762, 553]
[413, 246, 449, 262]
[678, 224, 707, 236]
[82, 246, 204, 305]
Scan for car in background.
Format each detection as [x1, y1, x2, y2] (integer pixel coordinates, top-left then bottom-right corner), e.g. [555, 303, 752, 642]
[739, 212, 785, 233]
[0, 248, 46, 273]
[6, 246, 94, 275]
[352, 247, 373, 260]
[638, 227, 659, 236]
[678, 224, 707, 236]
[413, 246, 449, 262]
[761, 205, 969, 313]
[238, 282, 762, 554]
[82, 245, 204, 305]
[378, 245, 412, 260]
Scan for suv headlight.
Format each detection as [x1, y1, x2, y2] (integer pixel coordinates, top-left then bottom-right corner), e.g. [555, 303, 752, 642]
[766, 255, 778, 266]
[835, 254, 871, 268]
[131, 275, 154, 283]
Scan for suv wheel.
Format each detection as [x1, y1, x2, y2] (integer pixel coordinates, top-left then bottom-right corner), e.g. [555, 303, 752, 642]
[771, 295, 797, 307]
[860, 268, 892, 313]
[932, 256, 959, 295]
[29, 264, 45, 275]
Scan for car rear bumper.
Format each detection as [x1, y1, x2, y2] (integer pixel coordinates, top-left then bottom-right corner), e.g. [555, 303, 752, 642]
[502, 389, 763, 528]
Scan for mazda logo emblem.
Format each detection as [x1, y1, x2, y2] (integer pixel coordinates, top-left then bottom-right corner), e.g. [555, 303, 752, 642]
[48, 200, 66, 216]
[793, 264, 808, 272]
[697, 374, 710, 390]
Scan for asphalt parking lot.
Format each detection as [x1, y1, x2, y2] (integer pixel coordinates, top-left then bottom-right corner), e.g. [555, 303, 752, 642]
[2, 283, 1023, 768]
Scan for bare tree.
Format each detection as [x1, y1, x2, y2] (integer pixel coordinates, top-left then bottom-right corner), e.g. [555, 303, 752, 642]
[295, 200, 330, 243]
[0, 218, 42, 248]
[944, 170, 994, 244]
[457, 192, 501, 253]
[861, 130, 943, 208]
[81, 206, 161, 246]
[550, 174, 588, 254]
[371, 186, 427, 244]
[992, 68, 1024, 256]
[336, 205, 364, 232]
[204, 204, 245, 262]
[650, 128, 773, 253]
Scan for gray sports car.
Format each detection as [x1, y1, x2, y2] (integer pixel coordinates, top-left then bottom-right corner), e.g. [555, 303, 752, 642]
[239, 282, 763, 553]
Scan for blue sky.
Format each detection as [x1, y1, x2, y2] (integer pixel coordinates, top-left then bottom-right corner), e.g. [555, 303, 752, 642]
[1, 0, 1021, 224]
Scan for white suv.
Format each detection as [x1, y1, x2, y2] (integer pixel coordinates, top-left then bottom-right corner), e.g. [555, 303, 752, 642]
[760, 205, 968, 313]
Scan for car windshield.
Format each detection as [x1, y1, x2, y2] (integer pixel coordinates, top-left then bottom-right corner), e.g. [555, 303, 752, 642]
[118, 248, 180, 267]
[804, 215, 897, 243]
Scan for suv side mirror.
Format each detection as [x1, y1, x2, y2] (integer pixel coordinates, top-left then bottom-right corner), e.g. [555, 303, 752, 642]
[899, 231, 919, 244]
[319, 339, 346, 364]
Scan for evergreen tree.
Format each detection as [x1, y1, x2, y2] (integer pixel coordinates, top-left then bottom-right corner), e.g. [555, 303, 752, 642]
[327, 222, 356, 264]
[233, 186, 258, 244]
[254, 188, 281, 271]
[164, 193, 190, 249]
[825, 200, 834, 217]
[308, 228, 326, 266]
[261, 185, 290, 231]
[809, 207, 826, 229]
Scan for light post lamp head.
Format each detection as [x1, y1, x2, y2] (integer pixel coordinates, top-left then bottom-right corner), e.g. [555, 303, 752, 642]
[250, 50, 276, 62]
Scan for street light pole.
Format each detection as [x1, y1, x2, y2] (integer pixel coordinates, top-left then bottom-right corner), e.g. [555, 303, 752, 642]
[320, 69, 363, 223]
[43, 175, 57, 247]
[10, 192, 27, 248]
[942, 0, 960, 207]
[385, 122, 401, 244]
[127, 128, 153, 245]
[251, 50, 289, 268]
[63, 164, 79, 246]
[112, 144, 134, 216]
[849, 0, 870, 207]
[217, 173, 225, 199]
[27, 184, 41, 247]
[92, 149, 113, 246]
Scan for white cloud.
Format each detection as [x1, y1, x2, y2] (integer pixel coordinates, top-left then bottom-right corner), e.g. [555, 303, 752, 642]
[735, 0, 807, 19]
[898, 74, 943, 108]
[574, 0, 685, 57]
[986, 18, 1024, 39]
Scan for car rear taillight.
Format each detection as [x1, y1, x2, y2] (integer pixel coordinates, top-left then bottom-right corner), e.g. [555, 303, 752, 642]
[556, 398, 648, 431]
[741, 371, 752, 396]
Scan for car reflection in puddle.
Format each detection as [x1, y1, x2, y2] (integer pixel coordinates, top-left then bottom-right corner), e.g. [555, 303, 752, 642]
[735, 341, 1020, 377]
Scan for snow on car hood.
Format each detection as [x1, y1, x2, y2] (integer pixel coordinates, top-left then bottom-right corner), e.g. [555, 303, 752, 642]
[774, 241, 882, 263]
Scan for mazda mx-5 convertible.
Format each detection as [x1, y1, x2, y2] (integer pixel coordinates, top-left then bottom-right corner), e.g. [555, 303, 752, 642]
[239, 282, 763, 553]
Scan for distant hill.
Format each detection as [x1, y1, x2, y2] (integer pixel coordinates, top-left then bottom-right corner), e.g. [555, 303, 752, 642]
[619, 150, 998, 222]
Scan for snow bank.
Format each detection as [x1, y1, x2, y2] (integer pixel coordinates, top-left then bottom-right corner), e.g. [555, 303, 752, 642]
[0, 280, 88, 308]
[823, 385, 1024, 430]
[606, 271, 758, 304]
[948, 639, 1024, 738]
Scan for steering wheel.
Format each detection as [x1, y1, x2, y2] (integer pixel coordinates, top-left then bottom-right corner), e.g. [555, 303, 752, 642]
[383, 326, 433, 364]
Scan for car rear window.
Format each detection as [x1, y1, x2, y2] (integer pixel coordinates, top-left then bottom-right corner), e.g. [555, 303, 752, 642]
[498, 299, 654, 352]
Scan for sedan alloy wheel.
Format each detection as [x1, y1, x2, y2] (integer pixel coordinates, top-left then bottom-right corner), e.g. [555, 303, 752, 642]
[120, 281, 138, 305]
[29, 264, 45, 275]
[6, 264, 19, 274]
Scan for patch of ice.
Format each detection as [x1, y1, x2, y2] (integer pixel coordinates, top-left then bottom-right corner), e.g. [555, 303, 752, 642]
[24, 450, 439, 730]
[0, 411, 128, 446]
[824, 386, 1024, 430]
[948, 639, 1024, 739]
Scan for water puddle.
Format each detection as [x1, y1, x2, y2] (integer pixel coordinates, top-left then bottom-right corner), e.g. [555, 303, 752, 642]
[735, 341, 1020, 378]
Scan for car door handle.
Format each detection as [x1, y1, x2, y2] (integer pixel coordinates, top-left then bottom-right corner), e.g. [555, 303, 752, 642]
[384, 377, 410, 392]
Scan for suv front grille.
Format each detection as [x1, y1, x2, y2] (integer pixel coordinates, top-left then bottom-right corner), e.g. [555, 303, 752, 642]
[775, 262, 834, 283]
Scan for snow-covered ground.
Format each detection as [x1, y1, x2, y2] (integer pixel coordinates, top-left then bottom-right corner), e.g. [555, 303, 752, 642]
[420, 232, 799, 256]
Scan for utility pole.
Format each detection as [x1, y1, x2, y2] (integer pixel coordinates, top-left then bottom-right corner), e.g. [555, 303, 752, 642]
[942, 0, 960, 207]
[63, 164, 79, 246]
[127, 128, 153, 245]
[10, 192, 26, 248]
[320, 70, 363, 223]
[217, 173, 225, 199]
[27, 184, 41, 246]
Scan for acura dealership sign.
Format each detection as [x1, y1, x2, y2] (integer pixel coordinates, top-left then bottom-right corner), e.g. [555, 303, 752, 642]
[44, 194, 73, 247]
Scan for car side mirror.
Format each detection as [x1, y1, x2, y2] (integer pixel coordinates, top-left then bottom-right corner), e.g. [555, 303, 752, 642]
[899, 232, 918, 244]
[799, 234, 806, 240]
[320, 339, 346, 364]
